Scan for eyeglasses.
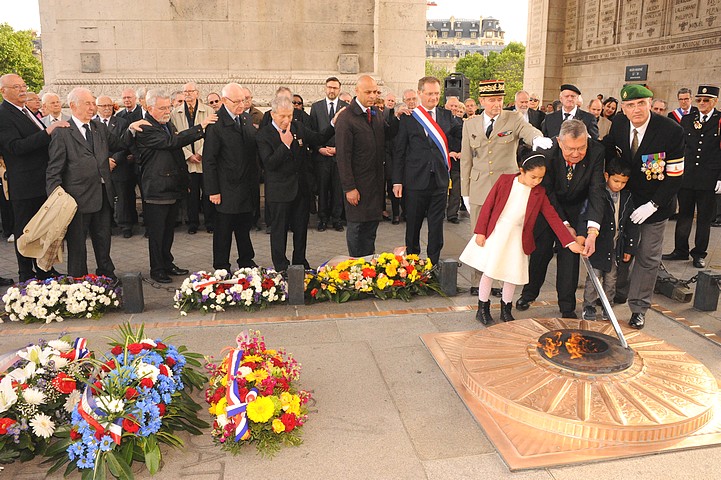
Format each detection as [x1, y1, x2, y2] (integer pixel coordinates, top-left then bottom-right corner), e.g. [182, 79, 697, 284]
[224, 97, 244, 105]
[292, 101, 303, 105]
[559, 141, 588, 153]
[3, 84, 28, 91]
[208, 100, 220, 105]
[97, 104, 114, 108]
[696, 98, 713, 103]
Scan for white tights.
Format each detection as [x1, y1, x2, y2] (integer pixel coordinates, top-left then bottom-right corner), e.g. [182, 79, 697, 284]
[478, 274, 516, 303]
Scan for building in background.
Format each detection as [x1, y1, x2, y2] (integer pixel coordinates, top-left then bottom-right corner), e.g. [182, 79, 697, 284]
[426, 16, 505, 71]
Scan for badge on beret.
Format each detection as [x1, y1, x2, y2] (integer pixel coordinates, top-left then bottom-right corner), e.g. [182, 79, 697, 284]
[622, 91, 628, 100]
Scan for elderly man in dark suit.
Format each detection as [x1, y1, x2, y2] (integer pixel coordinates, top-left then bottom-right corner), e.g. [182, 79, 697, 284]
[516, 119, 605, 317]
[257, 96, 337, 271]
[203, 83, 259, 271]
[46, 88, 135, 279]
[392, 75, 463, 265]
[603, 84, 685, 329]
[542, 84, 599, 140]
[0, 73, 69, 282]
[335, 75, 386, 257]
[310, 76, 349, 232]
[135, 89, 216, 283]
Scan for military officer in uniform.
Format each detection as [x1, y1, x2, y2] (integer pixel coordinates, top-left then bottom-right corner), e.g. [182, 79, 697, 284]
[460, 79, 551, 294]
[602, 84, 685, 329]
[662, 85, 721, 269]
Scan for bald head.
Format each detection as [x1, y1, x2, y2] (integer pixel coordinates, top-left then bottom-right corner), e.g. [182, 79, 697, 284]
[221, 83, 245, 115]
[355, 75, 379, 108]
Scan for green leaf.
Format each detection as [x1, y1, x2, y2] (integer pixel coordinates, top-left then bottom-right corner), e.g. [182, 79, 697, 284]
[94, 452, 107, 480]
[106, 450, 134, 480]
[144, 440, 161, 475]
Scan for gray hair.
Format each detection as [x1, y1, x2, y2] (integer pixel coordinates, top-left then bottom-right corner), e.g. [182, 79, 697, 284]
[677, 88, 692, 97]
[515, 90, 529, 101]
[652, 99, 668, 109]
[558, 118, 588, 140]
[145, 89, 170, 108]
[67, 87, 92, 106]
[42, 92, 59, 104]
[220, 82, 243, 98]
[136, 87, 147, 101]
[402, 89, 416, 99]
[271, 95, 294, 113]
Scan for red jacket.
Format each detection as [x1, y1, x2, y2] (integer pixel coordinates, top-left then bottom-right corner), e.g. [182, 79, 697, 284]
[474, 174, 575, 254]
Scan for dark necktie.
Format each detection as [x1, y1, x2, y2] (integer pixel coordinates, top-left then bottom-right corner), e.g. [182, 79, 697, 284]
[103, 119, 109, 127]
[563, 112, 571, 122]
[367, 108, 372, 124]
[163, 124, 172, 137]
[429, 109, 435, 121]
[631, 128, 639, 157]
[329, 102, 335, 120]
[235, 115, 242, 127]
[566, 162, 574, 181]
[702, 114, 708, 123]
[485, 118, 494, 138]
[83, 124, 94, 152]
[22, 108, 43, 130]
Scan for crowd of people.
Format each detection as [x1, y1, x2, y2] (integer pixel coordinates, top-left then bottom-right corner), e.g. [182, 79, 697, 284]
[0, 71, 718, 331]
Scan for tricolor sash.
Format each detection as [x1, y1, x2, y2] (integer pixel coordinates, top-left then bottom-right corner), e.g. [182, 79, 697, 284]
[411, 107, 450, 171]
[671, 108, 685, 122]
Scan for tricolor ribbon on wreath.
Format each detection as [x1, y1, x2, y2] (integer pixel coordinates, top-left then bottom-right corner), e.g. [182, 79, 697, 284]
[78, 386, 124, 444]
[60, 337, 90, 361]
[194, 278, 249, 292]
[411, 107, 451, 171]
[225, 348, 258, 441]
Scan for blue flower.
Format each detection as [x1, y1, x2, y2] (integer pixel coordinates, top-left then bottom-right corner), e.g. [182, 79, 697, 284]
[98, 435, 114, 452]
[77, 455, 94, 469]
[67, 442, 84, 461]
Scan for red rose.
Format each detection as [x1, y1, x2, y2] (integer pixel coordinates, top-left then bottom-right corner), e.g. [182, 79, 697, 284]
[111, 345, 123, 356]
[69, 428, 81, 440]
[101, 360, 116, 373]
[91, 381, 104, 394]
[238, 387, 249, 402]
[280, 413, 297, 432]
[211, 389, 224, 404]
[165, 357, 176, 367]
[276, 377, 289, 391]
[122, 416, 139, 433]
[94, 428, 105, 440]
[124, 387, 139, 400]
[0, 418, 17, 435]
[159, 364, 170, 377]
[238, 278, 250, 290]
[242, 362, 257, 370]
[310, 288, 318, 298]
[157, 403, 166, 416]
[51, 372, 77, 394]
[127, 343, 143, 355]
[155, 342, 167, 351]
[139, 378, 154, 389]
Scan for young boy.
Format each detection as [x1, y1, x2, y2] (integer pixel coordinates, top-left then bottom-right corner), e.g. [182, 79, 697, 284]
[580, 158, 639, 320]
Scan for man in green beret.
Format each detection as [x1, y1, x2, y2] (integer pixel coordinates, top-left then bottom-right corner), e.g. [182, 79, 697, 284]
[602, 84, 685, 329]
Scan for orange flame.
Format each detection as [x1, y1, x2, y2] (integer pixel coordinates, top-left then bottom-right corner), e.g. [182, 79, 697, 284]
[565, 332, 599, 359]
[538, 331, 563, 358]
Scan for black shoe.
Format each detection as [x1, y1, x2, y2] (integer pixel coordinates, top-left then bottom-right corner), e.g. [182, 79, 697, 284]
[168, 265, 189, 276]
[206, 226, 214, 233]
[692, 257, 706, 268]
[188, 226, 198, 234]
[470, 286, 479, 296]
[122, 230, 133, 239]
[382, 214, 392, 222]
[561, 311, 578, 319]
[333, 223, 344, 232]
[447, 217, 460, 224]
[317, 222, 327, 232]
[613, 296, 627, 305]
[661, 251, 689, 261]
[516, 298, 531, 311]
[500, 300, 514, 322]
[582, 306, 597, 321]
[392, 217, 400, 225]
[490, 287, 502, 298]
[36, 268, 61, 280]
[0, 276, 14, 287]
[151, 273, 172, 283]
[629, 312, 645, 329]
[265, 226, 271, 234]
[475, 300, 492, 325]
[712, 220, 721, 227]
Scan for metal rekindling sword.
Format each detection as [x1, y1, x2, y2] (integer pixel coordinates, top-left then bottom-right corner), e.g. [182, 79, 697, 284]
[581, 256, 630, 349]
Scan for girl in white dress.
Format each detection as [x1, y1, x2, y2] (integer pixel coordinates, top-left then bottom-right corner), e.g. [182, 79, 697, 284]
[460, 153, 583, 324]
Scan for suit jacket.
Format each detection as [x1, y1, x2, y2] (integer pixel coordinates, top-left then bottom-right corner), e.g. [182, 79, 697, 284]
[392, 107, 462, 190]
[261, 108, 312, 130]
[603, 112, 685, 223]
[536, 139, 606, 235]
[170, 101, 214, 173]
[134, 113, 204, 202]
[505, 107, 545, 130]
[542, 108, 599, 140]
[474, 173, 575, 255]
[680, 109, 721, 190]
[310, 98, 349, 155]
[335, 100, 386, 222]
[257, 121, 334, 203]
[668, 106, 699, 123]
[202, 105, 258, 214]
[46, 118, 128, 213]
[117, 105, 143, 123]
[97, 115, 132, 181]
[0, 99, 52, 200]
[41, 113, 70, 128]
[460, 110, 542, 205]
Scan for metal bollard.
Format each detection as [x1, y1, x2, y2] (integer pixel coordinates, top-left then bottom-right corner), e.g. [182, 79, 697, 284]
[287, 265, 306, 305]
[438, 259, 458, 296]
[120, 272, 144, 313]
[693, 270, 721, 311]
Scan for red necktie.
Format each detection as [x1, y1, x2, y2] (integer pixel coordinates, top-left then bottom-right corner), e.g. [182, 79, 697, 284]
[367, 108, 372, 124]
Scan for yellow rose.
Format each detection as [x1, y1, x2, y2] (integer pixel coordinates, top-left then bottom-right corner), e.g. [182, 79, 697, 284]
[246, 396, 275, 423]
[272, 418, 286, 433]
[280, 391, 293, 408]
[287, 394, 301, 416]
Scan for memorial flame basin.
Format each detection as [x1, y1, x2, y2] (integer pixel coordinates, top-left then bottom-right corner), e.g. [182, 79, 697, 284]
[459, 318, 718, 444]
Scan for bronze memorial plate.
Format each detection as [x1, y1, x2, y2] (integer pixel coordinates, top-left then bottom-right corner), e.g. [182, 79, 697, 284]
[421, 318, 721, 471]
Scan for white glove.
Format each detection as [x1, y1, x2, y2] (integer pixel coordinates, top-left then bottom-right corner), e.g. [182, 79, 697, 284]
[630, 201, 658, 224]
[532, 136, 553, 151]
[462, 196, 470, 212]
[715, 180, 721, 194]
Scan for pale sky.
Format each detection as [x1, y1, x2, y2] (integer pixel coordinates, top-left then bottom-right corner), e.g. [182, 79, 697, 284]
[0, 0, 528, 43]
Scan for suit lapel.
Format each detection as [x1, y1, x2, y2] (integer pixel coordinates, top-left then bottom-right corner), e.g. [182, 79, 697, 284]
[6, 101, 43, 131]
[69, 121, 94, 154]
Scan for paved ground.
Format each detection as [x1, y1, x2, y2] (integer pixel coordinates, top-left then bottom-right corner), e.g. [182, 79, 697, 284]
[1, 211, 720, 479]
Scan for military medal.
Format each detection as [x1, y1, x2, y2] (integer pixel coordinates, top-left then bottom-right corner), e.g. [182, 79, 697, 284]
[694, 120, 703, 130]
[641, 153, 666, 181]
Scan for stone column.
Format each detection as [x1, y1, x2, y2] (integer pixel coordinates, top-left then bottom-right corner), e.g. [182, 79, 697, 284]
[523, 0, 567, 105]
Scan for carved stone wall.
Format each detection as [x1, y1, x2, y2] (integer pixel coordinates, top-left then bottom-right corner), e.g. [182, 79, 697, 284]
[38, 0, 426, 104]
[524, 0, 721, 106]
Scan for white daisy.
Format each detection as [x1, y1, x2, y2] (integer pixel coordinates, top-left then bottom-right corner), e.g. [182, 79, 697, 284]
[47, 339, 72, 352]
[22, 387, 46, 405]
[30, 413, 55, 438]
[64, 389, 82, 413]
[96, 395, 125, 414]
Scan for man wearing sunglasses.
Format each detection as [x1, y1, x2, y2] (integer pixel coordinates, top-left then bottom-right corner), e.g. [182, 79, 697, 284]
[206, 93, 222, 112]
[663, 85, 720, 269]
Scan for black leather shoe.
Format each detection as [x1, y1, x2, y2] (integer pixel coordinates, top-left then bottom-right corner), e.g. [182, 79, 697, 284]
[317, 222, 327, 232]
[470, 286, 479, 296]
[661, 251, 689, 261]
[392, 217, 400, 225]
[500, 300, 514, 322]
[168, 266, 189, 276]
[447, 217, 459, 224]
[629, 312, 645, 329]
[151, 273, 172, 283]
[0, 276, 14, 287]
[515, 298, 531, 311]
[692, 257, 706, 268]
[712, 220, 721, 227]
[476, 300, 492, 325]
[490, 287, 502, 298]
[122, 230, 133, 238]
[206, 226, 214, 233]
[333, 223, 344, 232]
[613, 296, 627, 305]
[188, 226, 198, 234]
[561, 311, 578, 319]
